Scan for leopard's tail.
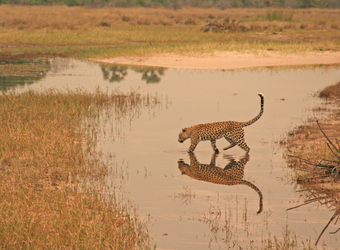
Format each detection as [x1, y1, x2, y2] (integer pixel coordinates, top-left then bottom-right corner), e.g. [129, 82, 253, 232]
[241, 93, 264, 127]
[241, 180, 263, 214]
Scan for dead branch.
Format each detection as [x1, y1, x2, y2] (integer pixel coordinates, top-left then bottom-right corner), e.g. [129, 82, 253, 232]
[330, 227, 340, 234]
[286, 199, 317, 211]
[316, 210, 340, 245]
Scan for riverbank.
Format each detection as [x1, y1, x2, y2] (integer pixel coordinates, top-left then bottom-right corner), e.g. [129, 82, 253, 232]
[282, 82, 340, 245]
[94, 51, 340, 70]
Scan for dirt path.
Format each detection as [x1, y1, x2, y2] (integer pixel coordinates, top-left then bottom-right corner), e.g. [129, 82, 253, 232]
[94, 51, 340, 69]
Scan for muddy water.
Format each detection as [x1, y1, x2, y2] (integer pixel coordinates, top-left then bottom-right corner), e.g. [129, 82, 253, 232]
[3, 59, 340, 249]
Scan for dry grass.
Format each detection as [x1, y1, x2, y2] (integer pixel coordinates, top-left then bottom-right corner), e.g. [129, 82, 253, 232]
[285, 118, 340, 245]
[0, 89, 161, 248]
[320, 81, 340, 99]
[285, 81, 340, 163]
[283, 81, 340, 245]
[0, 6, 339, 58]
[0, 6, 339, 30]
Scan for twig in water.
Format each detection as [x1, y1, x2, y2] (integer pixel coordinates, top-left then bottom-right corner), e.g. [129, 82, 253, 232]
[330, 227, 340, 234]
[315, 210, 340, 246]
[286, 199, 317, 211]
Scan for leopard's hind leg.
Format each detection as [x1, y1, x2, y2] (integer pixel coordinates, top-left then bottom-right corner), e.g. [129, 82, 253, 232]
[223, 136, 237, 151]
[234, 129, 250, 152]
[223, 130, 250, 152]
[237, 138, 250, 152]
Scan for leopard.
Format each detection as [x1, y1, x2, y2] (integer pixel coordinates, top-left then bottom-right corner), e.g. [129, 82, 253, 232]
[178, 93, 264, 153]
[178, 152, 263, 214]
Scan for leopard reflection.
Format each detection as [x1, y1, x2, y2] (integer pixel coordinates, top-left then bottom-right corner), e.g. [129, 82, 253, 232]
[178, 153, 263, 214]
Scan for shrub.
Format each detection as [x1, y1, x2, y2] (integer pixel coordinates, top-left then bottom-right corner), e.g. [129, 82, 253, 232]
[66, 0, 78, 6]
[264, 10, 294, 21]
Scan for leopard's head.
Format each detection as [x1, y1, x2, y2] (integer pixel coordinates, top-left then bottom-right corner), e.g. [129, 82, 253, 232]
[178, 128, 189, 143]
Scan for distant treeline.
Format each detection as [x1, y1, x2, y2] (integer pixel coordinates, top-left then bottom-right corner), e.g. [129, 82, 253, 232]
[1, 0, 340, 8]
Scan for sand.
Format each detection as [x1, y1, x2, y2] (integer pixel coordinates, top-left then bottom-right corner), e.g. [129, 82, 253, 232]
[94, 51, 340, 70]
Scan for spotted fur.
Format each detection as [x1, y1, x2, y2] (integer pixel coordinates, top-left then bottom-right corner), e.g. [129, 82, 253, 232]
[178, 93, 264, 153]
[178, 153, 263, 214]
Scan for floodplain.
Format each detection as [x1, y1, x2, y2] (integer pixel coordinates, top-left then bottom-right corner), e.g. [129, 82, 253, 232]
[1, 58, 340, 249]
[1, 5, 340, 249]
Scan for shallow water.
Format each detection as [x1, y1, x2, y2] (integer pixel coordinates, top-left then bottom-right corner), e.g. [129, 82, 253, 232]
[3, 58, 340, 249]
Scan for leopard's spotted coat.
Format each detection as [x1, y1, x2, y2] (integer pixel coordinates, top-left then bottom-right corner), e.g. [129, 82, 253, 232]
[178, 153, 263, 214]
[178, 93, 264, 153]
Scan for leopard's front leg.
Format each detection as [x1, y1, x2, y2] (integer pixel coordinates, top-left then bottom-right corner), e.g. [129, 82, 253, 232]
[188, 135, 200, 153]
[210, 139, 219, 154]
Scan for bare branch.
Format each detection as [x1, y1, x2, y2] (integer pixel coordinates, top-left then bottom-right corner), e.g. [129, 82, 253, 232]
[286, 199, 316, 211]
[330, 227, 340, 234]
[316, 210, 340, 245]
[326, 142, 340, 161]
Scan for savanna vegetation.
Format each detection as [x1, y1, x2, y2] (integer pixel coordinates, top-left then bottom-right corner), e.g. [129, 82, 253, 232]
[0, 5, 340, 61]
[283, 82, 340, 245]
[1, 4, 340, 249]
[0, 89, 162, 248]
[1, 0, 340, 9]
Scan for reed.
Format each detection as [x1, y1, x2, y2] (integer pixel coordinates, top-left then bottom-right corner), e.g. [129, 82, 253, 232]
[0, 89, 160, 248]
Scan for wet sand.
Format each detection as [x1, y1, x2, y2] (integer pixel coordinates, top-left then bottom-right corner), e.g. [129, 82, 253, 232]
[94, 51, 340, 70]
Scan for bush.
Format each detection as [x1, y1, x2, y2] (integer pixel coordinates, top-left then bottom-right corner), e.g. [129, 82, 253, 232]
[66, 0, 78, 5]
[1, 0, 340, 9]
[264, 10, 293, 21]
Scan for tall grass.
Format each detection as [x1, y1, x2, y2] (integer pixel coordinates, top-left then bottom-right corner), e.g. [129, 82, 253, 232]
[0, 89, 160, 248]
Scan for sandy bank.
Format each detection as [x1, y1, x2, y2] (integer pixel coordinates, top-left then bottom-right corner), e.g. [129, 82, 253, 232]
[94, 52, 340, 70]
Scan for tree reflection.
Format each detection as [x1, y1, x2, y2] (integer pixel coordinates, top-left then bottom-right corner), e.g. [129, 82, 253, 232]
[0, 58, 50, 91]
[101, 65, 128, 83]
[99, 64, 167, 84]
[0, 76, 44, 91]
[133, 66, 165, 84]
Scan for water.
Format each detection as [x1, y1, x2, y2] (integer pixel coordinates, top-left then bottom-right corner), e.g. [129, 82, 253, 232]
[2, 58, 340, 249]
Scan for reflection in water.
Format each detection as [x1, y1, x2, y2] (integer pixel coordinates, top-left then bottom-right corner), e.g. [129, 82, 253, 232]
[134, 67, 165, 84]
[49, 58, 76, 73]
[287, 163, 340, 245]
[101, 65, 128, 83]
[178, 152, 263, 214]
[287, 183, 340, 246]
[0, 76, 45, 91]
[0, 58, 50, 91]
[100, 64, 167, 84]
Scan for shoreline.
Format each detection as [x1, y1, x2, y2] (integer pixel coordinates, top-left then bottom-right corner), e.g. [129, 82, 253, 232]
[94, 52, 340, 70]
